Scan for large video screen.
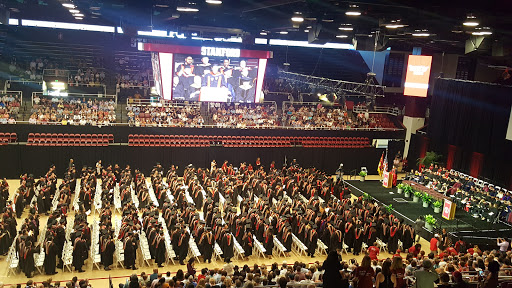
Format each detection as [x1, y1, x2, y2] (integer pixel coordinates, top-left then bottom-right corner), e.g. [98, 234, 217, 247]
[404, 55, 432, 97]
[169, 54, 262, 103]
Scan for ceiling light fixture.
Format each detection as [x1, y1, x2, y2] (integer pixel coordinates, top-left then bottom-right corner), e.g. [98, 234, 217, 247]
[338, 24, 353, 31]
[472, 27, 492, 35]
[205, 0, 222, 4]
[304, 29, 309, 32]
[346, 5, 361, 16]
[291, 12, 304, 22]
[69, 9, 80, 13]
[62, 3, 76, 8]
[463, 14, 479, 26]
[75, 17, 83, 20]
[74, 13, 84, 17]
[336, 35, 349, 38]
[385, 20, 406, 29]
[177, 6, 199, 12]
[412, 29, 430, 37]
[260, 31, 268, 36]
[279, 31, 289, 34]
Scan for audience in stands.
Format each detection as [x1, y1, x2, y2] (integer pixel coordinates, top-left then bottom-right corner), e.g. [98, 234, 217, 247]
[0, 94, 21, 123]
[126, 104, 204, 127]
[283, 104, 353, 129]
[29, 96, 116, 126]
[68, 67, 106, 86]
[210, 103, 280, 128]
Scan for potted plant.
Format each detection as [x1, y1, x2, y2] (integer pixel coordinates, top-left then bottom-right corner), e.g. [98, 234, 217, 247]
[433, 200, 443, 213]
[397, 183, 404, 194]
[404, 185, 413, 198]
[417, 151, 442, 169]
[362, 192, 373, 202]
[359, 171, 367, 182]
[421, 193, 432, 208]
[413, 190, 422, 203]
[424, 214, 437, 231]
[386, 204, 394, 214]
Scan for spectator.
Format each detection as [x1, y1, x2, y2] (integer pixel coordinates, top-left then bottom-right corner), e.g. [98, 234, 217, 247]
[391, 256, 406, 288]
[413, 259, 439, 288]
[353, 255, 375, 288]
[375, 259, 395, 288]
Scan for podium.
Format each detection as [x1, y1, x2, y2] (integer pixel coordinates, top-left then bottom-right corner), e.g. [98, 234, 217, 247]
[382, 171, 394, 188]
[442, 199, 456, 220]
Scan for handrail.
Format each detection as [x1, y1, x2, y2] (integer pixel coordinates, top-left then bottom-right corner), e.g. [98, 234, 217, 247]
[4, 120, 404, 131]
[0, 91, 23, 103]
[353, 105, 401, 116]
[126, 99, 202, 108]
[32, 92, 117, 106]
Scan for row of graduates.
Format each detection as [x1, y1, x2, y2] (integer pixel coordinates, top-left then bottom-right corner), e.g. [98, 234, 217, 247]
[16, 166, 59, 218]
[178, 160, 419, 260]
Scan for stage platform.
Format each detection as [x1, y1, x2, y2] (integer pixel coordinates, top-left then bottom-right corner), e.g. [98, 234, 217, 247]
[346, 180, 512, 248]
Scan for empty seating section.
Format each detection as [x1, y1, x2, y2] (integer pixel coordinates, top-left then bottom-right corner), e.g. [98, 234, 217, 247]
[0, 133, 17, 144]
[27, 133, 113, 146]
[128, 134, 370, 148]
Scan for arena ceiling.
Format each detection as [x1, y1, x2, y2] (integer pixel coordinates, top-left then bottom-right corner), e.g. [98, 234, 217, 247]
[4, 0, 512, 53]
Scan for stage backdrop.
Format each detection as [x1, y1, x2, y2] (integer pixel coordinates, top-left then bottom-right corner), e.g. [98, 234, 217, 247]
[428, 78, 512, 187]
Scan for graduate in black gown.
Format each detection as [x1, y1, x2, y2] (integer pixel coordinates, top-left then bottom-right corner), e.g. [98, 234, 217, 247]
[242, 228, 253, 259]
[155, 231, 166, 267]
[43, 236, 58, 275]
[21, 241, 39, 278]
[123, 232, 138, 270]
[72, 233, 87, 272]
[221, 232, 234, 263]
[101, 234, 115, 271]
[176, 228, 190, 265]
[198, 227, 214, 263]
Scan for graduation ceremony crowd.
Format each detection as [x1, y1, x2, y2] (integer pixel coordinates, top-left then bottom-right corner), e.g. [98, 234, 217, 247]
[0, 158, 510, 288]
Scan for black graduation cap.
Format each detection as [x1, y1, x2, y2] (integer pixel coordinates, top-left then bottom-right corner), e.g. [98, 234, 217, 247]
[245, 224, 252, 229]
[205, 227, 211, 231]
[312, 224, 317, 229]
[75, 231, 82, 238]
[308, 221, 314, 226]
[200, 220, 206, 225]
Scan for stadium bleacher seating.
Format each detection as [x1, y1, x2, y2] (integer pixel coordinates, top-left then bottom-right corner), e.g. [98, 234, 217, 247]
[128, 134, 370, 148]
[0, 132, 17, 144]
[27, 133, 113, 146]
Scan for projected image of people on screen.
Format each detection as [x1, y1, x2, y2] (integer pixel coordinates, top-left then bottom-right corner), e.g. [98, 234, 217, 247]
[172, 54, 259, 103]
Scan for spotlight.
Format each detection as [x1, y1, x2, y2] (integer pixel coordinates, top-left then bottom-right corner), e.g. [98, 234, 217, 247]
[69, 9, 80, 13]
[279, 31, 288, 34]
[291, 12, 304, 22]
[62, 3, 76, 8]
[336, 35, 349, 38]
[74, 13, 84, 17]
[75, 17, 83, 20]
[463, 14, 479, 26]
[260, 31, 268, 36]
[206, 0, 222, 4]
[385, 20, 406, 29]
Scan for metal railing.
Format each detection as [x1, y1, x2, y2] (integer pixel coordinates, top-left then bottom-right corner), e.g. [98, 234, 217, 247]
[0, 91, 23, 103]
[31, 92, 117, 105]
[353, 105, 401, 116]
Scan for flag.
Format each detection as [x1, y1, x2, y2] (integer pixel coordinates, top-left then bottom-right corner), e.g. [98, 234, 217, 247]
[377, 152, 384, 176]
[109, 275, 113, 288]
[383, 149, 389, 173]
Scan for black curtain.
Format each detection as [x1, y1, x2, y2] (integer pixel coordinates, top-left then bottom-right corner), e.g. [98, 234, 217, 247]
[428, 78, 512, 187]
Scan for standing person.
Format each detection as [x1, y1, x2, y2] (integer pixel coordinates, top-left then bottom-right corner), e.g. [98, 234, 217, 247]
[177, 228, 190, 265]
[198, 227, 214, 263]
[21, 241, 39, 278]
[413, 259, 439, 288]
[72, 233, 87, 273]
[43, 236, 58, 275]
[154, 231, 166, 268]
[187, 258, 196, 276]
[101, 234, 115, 271]
[221, 232, 234, 263]
[414, 216, 425, 243]
[353, 255, 375, 288]
[497, 238, 509, 254]
[391, 256, 406, 288]
[429, 234, 439, 256]
[375, 259, 395, 288]
[321, 251, 345, 288]
[124, 232, 138, 270]
[483, 261, 500, 288]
